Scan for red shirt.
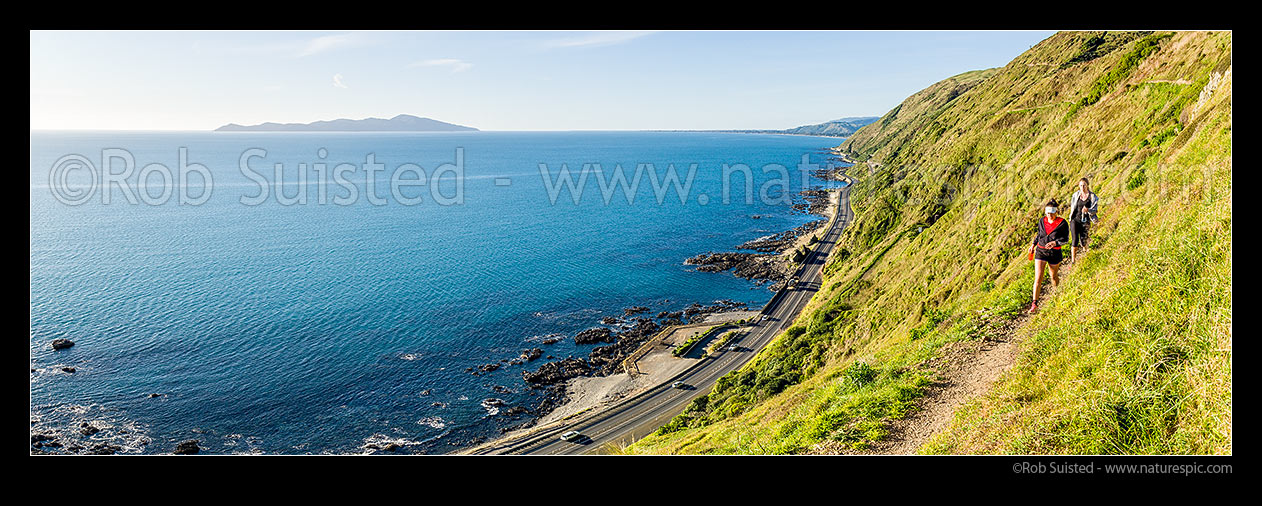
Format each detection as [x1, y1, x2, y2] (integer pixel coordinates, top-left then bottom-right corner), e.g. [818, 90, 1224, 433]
[1040, 217, 1064, 249]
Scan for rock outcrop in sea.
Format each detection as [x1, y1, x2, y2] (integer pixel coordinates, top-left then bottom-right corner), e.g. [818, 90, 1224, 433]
[173, 440, 200, 455]
[684, 188, 836, 289]
[522, 357, 591, 385]
[736, 219, 827, 252]
[685, 251, 783, 285]
[573, 327, 614, 345]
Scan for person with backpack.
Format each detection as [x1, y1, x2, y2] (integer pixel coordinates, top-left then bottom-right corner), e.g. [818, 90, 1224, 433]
[1067, 177, 1099, 264]
[1027, 198, 1070, 314]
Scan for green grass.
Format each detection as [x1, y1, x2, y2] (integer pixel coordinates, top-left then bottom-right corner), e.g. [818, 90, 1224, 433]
[924, 172, 1231, 454]
[1062, 31, 1149, 68]
[706, 331, 739, 355]
[673, 325, 728, 357]
[626, 31, 1230, 455]
[1071, 32, 1173, 114]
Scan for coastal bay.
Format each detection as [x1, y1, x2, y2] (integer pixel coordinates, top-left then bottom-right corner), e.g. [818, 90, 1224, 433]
[30, 131, 848, 454]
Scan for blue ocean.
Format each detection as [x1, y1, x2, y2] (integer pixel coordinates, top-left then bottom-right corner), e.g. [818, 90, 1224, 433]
[29, 131, 845, 454]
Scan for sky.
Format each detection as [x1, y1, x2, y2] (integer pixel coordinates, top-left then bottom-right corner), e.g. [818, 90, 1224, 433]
[30, 30, 1056, 131]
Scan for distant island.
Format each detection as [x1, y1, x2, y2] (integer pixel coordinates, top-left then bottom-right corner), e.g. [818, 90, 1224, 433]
[214, 114, 478, 132]
[212, 114, 875, 136]
[652, 116, 880, 137]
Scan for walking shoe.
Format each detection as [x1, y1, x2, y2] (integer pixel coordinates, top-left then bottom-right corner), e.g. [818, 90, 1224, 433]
[1029, 301, 1038, 314]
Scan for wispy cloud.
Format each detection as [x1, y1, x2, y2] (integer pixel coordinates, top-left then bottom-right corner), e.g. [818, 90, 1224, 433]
[542, 31, 656, 49]
[407, 58, 474, 73]
[299, 34, 357, 57]
[332, 74, 348, 89]
[215, 32, 369, 58]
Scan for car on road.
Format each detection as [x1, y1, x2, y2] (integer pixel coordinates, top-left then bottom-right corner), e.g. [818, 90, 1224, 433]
[559, 430, 583, 442]
[671, 381, 688, 389]
[726, 345, 740, 352]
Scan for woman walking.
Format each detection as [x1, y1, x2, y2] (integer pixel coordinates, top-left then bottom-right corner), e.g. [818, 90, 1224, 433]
[1067, 177, 1099, 264]
[1027, 198, 1070, 314]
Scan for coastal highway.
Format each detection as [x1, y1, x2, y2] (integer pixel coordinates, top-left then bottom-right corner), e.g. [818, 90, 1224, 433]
[466, 184, 853, 455]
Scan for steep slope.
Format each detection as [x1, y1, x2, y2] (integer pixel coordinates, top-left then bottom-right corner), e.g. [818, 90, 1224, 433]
[626, 31, 1231, 455]
[840, 68, 997, 166]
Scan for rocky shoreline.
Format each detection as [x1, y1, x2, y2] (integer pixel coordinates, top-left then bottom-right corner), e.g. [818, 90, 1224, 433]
[445, 297, 756, 445]
[735, 219, 828, 252]
[31, 297, 757, 454]
[32, 161, 854, 455]
[460, 181, 849, 446]
[477, 183, 848, 442]
[683, 187, 837, 291]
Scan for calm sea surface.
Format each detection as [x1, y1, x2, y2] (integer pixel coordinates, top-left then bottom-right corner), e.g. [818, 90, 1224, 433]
[30, 131, 845, 454]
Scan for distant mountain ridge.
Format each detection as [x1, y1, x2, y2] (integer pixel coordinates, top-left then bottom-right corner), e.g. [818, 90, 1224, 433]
[779, 116, 880, 136]
[654, 116, 880, 137]
[214, 114, 477, 132]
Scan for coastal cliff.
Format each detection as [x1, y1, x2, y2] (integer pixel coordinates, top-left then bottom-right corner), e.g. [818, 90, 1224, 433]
[628, 31, 1232, 455]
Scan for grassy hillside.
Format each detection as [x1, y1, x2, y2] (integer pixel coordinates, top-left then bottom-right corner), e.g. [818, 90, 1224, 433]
[625, 31, 1231, 455]
[782, 116, 880, 137]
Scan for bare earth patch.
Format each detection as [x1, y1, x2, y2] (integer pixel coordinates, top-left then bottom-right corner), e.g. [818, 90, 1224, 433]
[868, 327, 1020, 455]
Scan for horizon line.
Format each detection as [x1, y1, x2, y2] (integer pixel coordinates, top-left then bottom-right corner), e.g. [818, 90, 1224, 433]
[29, 128, 861, 136]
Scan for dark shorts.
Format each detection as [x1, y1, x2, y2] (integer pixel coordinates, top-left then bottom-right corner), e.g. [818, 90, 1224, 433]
[1034, 247, 1063, 265]
[1072, 220, 1090, 247]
